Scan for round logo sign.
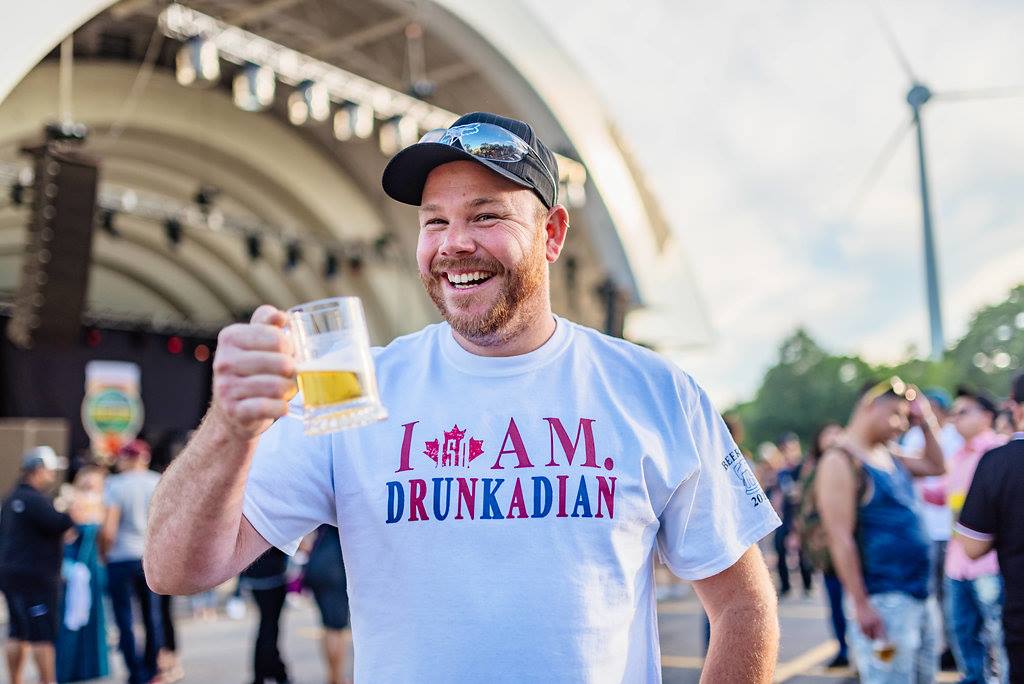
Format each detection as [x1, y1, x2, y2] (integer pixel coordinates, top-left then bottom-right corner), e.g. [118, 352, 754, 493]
[82, 386, 144, 445]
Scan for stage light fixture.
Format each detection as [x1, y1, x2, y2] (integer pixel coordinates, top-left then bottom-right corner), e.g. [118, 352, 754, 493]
[245, 233, 261, 261]
[164, 218, 182, 246]
[378, 116, 418, 155]
[101, 209, 119, 237]
[176, 35, 220, 87]
[324, 252, 338, 279]
[166, 336, 184, 355]
[284, 241, 301, 270]
[233, 63, 275, 112]
[288, 80, 330, 126]
[333, 101, 375, 141]
[193, 343, 211, 362]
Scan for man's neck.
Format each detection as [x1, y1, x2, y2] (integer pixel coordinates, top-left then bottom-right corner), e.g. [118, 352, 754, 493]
[844, 420, 883, 451]
[452, 306, 556, 358]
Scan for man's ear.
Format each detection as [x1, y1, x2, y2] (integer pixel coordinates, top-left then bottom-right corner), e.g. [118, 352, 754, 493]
[543, 205, 570, 263]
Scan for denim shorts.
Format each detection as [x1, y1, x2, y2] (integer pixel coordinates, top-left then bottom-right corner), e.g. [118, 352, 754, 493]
[847, 591, 936, 684]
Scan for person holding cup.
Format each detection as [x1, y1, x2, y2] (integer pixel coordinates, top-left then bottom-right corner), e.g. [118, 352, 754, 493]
[145, 112, 781, 682]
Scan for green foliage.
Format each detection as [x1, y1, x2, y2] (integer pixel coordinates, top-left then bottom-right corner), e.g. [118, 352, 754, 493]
[733, 283, 1024, 454]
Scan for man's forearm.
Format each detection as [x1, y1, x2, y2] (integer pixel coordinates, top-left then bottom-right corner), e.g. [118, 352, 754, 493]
[828, 533, 869, 606]
[702, 593, 778, 681]
[145, 405, 258, 594]
[919, 418, 945, 475]
[701, 557, 779, 683]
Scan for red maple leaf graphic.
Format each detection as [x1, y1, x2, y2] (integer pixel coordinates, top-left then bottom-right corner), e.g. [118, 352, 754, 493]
[423, 439, 439, 463]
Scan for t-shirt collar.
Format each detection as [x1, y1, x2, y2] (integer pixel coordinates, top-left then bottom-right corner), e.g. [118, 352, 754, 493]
[439, 315, 573, 377]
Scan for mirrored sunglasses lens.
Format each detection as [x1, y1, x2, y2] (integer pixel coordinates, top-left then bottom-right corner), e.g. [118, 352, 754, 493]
[418, 128, 446, 144]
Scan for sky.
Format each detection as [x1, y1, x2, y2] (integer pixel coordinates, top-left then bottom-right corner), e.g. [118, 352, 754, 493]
[522, 0, 1024, 405]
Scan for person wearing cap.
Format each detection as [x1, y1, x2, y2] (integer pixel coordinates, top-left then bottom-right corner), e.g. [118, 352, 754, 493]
[957, 372, 1024, 683]
[146, 112, 782, 682]
[103, 439, 164, 684]
[944, 387, 1008, 682]
[816, 378, 946, 683]
[0, 447, 78, 684]
[900, 387, 963, 670]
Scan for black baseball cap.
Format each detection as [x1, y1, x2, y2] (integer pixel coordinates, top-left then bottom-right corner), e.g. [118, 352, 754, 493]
[381, 112, 559, 209]
[956, 386, 999, 418]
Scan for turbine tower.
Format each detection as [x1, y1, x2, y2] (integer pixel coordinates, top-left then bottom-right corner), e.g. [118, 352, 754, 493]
[853, 5, 1024, 360]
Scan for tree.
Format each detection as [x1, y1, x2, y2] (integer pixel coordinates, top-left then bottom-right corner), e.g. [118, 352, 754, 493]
[732, 283, 1024, 454]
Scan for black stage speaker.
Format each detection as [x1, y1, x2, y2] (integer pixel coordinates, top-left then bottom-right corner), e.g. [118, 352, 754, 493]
[7, 141, 99, 349]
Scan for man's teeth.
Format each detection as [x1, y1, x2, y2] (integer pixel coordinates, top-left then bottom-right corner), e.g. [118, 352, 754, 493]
[446, 271, 492, 286]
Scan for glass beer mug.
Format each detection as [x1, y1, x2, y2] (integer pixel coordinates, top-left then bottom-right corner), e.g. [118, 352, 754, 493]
[286, 297, 387, 434]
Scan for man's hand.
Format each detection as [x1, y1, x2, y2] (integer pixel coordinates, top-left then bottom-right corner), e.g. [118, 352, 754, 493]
[854, 598, 886, 641]
[211, 305, 296, 442]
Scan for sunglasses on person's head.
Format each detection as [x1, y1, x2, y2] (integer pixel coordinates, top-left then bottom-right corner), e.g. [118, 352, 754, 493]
[862, 376, 918, 404]
[418, 123, 557, 191]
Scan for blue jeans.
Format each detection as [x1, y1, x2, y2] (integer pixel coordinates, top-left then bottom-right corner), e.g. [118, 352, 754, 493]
[945, 574, 1008, 684]
[107, 560, 163, 684]
[848, 591, 936, 684]
[823, 572, 848, 657]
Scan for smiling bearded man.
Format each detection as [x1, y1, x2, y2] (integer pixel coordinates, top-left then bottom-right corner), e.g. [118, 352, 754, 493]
[145, 112, 782, 683]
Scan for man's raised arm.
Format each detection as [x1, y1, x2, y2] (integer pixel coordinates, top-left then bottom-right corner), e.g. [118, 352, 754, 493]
[144, 305, 296, 595]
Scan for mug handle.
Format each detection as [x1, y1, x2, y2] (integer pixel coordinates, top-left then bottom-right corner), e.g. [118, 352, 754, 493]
[283, 321, 304, 420]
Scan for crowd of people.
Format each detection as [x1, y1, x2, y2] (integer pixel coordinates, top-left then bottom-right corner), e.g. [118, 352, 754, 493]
[0, 439, 353, 684]
[743, 372, 1023, 683]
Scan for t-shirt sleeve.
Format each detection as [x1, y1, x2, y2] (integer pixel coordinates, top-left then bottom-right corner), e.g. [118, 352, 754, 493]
[956, 451, 999, 540]
[103, 478, 121, 509]
[242, 414, 337, 556]
[26, 493, 74, 535]
[656, 379, 781, 580]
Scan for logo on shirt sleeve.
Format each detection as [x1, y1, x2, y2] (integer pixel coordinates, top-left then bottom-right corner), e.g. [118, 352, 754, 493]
[722, 448, 765, 507]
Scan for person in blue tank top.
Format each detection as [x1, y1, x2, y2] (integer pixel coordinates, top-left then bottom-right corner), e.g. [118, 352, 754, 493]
[816, 377, 946, 683]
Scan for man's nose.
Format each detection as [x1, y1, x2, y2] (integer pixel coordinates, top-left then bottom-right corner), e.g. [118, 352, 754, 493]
[440, 223, 475, 256]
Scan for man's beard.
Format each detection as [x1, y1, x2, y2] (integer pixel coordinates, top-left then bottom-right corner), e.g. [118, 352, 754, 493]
[420, 239, 547, 346]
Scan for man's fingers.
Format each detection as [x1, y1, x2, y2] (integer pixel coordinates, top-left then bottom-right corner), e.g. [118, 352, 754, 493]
[250, 305, 288, 328]
[229, 397, 289, 424]
[221, 375, 296, 402]
[218, 323, 293, 354]
[214, 351, 295, 379]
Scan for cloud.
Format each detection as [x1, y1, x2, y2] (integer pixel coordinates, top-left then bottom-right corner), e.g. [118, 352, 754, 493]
[524, 0, 1024, 404]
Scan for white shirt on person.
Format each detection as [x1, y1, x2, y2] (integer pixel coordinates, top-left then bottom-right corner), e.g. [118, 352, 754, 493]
[243, 317, 780, 683]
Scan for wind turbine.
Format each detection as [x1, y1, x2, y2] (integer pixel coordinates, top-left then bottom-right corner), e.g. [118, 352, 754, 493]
[850, 5, 1024, 361]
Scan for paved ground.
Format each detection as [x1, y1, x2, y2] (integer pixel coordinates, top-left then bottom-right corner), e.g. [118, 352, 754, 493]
[2, 586, 872, 683]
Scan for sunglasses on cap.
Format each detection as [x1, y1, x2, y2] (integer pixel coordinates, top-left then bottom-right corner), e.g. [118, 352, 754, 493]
[863, 376, 918, 404]
[418, 123, 557, 191]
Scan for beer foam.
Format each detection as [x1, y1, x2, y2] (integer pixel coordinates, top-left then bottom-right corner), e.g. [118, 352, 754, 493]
[297, 347, 363, 372]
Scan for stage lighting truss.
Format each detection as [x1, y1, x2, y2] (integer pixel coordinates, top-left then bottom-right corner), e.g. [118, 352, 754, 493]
[0, 163, 398, 277]
[159, 3, 588, 205]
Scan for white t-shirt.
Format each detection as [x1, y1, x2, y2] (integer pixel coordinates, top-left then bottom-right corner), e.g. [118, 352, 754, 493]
[902, 422, 963, 542]
[243, 317, 780, 683]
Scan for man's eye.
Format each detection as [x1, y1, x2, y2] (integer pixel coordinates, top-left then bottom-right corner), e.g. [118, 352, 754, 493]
[423, 218, 447, 228]
[474, 214, 498, 222]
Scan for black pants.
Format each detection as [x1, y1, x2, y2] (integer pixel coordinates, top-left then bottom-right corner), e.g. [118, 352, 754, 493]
[251, 585, 288, 683]
[159, 594, 176, 652]
[1009, 641, 1023, 684]
[774, 526, 812, 594]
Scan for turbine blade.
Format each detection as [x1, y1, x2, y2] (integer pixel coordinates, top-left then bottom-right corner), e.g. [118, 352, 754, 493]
[869, 1, 917, 81]
[933, 86, 1024, 102]
[845, 116, 914, 219]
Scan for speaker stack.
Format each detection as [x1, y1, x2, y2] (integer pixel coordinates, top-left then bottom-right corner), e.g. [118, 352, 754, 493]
[7, 137, 99, 349]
